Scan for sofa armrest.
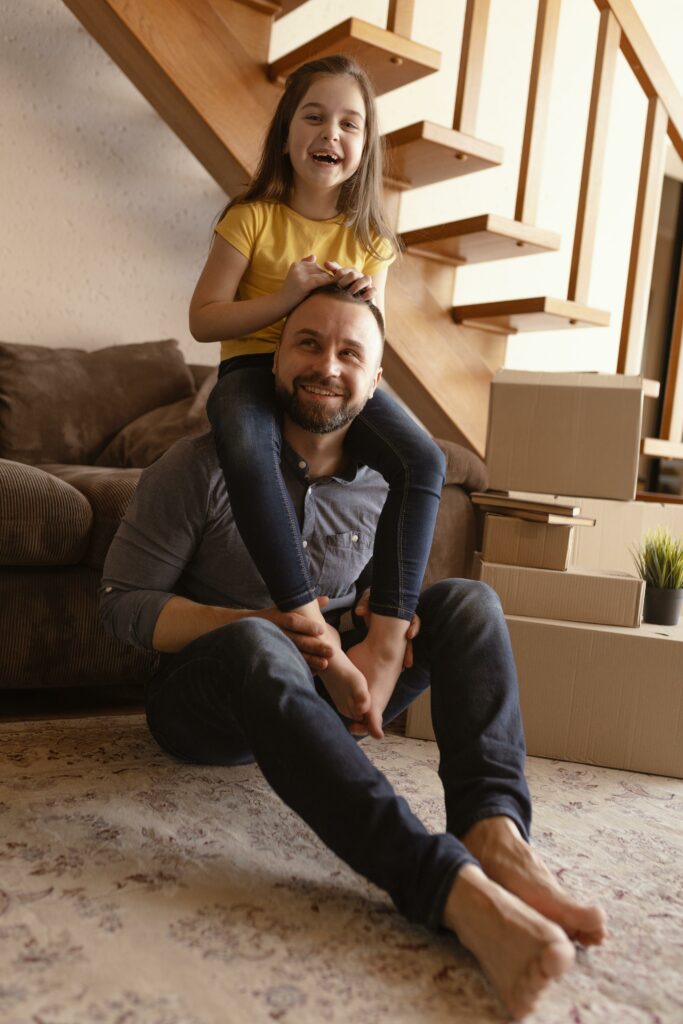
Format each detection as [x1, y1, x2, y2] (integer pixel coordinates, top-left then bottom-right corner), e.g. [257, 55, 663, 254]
[41, 464, 142, 569]
[0, 458, 92, 566]
[435, 438, 488, 492]
[424, 481, 479, 588]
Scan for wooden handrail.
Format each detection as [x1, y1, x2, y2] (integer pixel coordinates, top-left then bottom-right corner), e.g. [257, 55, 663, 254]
[594, 0, 683, 159]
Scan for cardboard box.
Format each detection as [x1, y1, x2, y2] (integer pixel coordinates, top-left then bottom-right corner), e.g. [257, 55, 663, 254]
[406, 615, 683, 779]
[514, 493, 683, 574]
[486, 370, 644, 500]
[509, 615, 683, 778]
[475, 555, 645, 627]
[482, 514, 574, 570]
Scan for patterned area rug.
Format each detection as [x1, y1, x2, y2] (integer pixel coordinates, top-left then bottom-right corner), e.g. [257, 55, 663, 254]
[1, 715, 682, 1024]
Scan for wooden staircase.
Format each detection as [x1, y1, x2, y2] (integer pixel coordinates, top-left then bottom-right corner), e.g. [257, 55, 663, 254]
[61, 0, 683, 476]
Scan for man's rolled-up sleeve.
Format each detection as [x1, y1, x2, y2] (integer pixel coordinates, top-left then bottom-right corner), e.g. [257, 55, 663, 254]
[98, 440, 209, 650]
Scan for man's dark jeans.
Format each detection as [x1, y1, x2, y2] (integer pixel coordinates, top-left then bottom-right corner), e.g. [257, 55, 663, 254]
[145, 579, 531, 930]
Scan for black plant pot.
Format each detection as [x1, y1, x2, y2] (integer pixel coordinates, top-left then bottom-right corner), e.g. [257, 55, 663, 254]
[643, 586, 683, 626]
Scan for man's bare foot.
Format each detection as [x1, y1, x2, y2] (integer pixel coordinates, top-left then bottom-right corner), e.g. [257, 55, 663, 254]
[443, 864, 575, 1020]
[462, 816, 608, 946]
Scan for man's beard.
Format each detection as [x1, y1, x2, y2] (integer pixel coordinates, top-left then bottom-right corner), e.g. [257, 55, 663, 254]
[274, 376, 369, 434]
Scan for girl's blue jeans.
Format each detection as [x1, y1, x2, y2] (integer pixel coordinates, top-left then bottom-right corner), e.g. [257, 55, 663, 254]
[206, 355, 446, 620]
[144, 579, 531, 929]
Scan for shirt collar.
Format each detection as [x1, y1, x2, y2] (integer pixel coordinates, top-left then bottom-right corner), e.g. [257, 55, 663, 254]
[282, 441, 362, 485]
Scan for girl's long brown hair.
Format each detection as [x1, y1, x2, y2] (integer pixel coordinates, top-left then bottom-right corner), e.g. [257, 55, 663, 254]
[217, 55, 398, 261]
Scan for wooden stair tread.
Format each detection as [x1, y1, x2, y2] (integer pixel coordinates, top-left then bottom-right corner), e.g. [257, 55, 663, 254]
[636, 491, 683, 504]
[384, 121, 502, 189]
[268, 18, 440, 95]
[231, 0, 281, 14]
[641, 438, 683, 459]
[231, 0, 309, 16]
[451, 296, 611, 334]
[402, 215, 561, 265]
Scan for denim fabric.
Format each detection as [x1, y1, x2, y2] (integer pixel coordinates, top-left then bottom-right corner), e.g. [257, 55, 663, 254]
[145, 578, 530, 929]
[207, 359, 446, 619]
[345, 388, 446, 619]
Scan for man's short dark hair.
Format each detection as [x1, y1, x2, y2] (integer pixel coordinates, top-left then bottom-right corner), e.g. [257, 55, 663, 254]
[287, 282, 385, 343]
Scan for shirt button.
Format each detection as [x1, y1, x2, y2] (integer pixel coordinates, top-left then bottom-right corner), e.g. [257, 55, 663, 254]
[105, 586, 113, 593]
[352, 534, 359, 543]
[298, 460, 306, 470]
[302, 540, 308, 549]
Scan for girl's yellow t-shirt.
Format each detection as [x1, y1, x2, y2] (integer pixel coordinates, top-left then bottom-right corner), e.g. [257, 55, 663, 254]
[214, 200, 395, 362]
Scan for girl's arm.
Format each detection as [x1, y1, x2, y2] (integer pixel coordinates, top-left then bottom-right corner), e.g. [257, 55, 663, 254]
[190, 235, 330, 343]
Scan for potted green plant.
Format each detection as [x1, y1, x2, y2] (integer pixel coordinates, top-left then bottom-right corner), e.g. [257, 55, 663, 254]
[631, 526, 683, 626]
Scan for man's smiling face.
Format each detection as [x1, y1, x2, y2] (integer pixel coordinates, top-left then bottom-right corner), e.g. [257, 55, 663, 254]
[274, 291, 383, 435]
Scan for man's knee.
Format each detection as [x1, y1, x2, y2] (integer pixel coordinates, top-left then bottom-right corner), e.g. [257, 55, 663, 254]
[219, 616, 301, 664]
[419, 577, 504, 627]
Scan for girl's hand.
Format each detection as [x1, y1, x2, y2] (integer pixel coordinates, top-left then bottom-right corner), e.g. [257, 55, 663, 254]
[324, 260, 376, 303]
[281, 255, 332, 307]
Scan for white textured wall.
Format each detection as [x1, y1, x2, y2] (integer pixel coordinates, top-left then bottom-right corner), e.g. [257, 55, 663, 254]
[1, 0, 225, 365]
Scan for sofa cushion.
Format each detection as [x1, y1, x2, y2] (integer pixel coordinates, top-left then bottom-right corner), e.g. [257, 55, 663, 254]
[95, 369, 215, 469]
[0, 459, 93, 567]
[42, 464, 142, 569]
[0, 339, 195, 465]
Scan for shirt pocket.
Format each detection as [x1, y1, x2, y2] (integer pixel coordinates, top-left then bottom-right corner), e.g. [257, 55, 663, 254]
[317, 530, 373, 599]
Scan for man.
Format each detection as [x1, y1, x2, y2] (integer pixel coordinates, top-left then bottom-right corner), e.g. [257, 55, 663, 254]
[100, 284, 606, 1020]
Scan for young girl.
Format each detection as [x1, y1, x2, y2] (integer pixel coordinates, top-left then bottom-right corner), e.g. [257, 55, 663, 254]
[189, 55, 445, 738]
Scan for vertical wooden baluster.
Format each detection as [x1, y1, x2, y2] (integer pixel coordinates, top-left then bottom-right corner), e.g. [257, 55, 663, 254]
[659, 258, 683, 441]
[617, 97, 668, 374]
[514, 0, 561, 225]
[386, 0, 416, 37]
[568, 8, 620, 303]
[452, 0, 490, 136]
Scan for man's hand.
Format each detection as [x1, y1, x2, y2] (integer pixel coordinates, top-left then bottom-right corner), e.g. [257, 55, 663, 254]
[324, 260, 376, 303]
[244, 597, 335, 673]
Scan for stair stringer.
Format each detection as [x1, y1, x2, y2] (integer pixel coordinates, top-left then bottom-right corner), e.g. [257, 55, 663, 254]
[384, 253, 504, 455]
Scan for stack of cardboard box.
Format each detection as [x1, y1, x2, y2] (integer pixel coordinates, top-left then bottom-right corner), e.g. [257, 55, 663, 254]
[407, 370, 683, 779]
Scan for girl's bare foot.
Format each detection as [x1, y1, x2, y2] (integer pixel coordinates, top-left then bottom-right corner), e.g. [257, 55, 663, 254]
[346, 611, 411, 738]
[346, 633, 405, 737]
[462, 816, 608, 946]
[318, 641, 371, 722]
[443, 864, 576, 1020]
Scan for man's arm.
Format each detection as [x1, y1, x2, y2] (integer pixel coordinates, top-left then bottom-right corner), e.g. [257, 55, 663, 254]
[99, 438, 211, 650]
[152, 593, 335, 672]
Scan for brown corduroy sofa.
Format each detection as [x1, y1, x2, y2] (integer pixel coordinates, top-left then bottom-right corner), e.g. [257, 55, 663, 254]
[0, 338, 487, 691]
